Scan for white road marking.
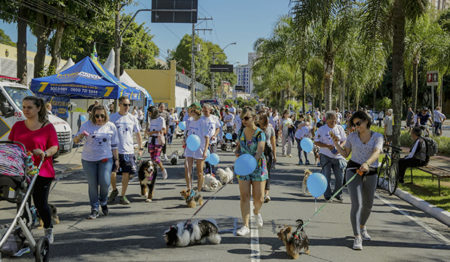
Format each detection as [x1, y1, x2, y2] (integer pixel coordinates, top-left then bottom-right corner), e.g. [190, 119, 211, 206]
[375, 193, 450, 245]
[250, 200, 261, 262]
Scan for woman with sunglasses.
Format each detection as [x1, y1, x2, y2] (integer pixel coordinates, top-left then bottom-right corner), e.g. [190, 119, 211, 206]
[331, 111, 383, 250]
[74, 105, 119, 219]
[9, 96, 59, 243]
[235, 107, 268, 236]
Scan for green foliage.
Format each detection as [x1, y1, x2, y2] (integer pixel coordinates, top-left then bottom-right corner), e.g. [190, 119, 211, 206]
[376, 97, 392, 111]
[168, 34, 236, 88]
[235, 97, 257, 108]
[224, 99, 234, 107]
[0, 28, 15, 46]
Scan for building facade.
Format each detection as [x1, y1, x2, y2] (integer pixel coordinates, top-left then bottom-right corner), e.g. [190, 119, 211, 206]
[235, 65, 251, 93]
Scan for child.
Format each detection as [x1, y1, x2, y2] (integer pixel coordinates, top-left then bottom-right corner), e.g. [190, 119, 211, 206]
[295, 120, 312, 165]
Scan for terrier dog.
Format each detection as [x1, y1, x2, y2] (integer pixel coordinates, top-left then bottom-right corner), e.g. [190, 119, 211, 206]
[313, 146, 320, 165]
[216, 167, 234, 184]
[169, 151, 179, 165]
[277, 219, 310, 259]
[180, 189, 203, 208]
[164, 219, 221, 247]
[38, 204, 60, 228]
[202, 174, 222, 192]
[302, 169, 312, 196]
[138, 160, 157, 202]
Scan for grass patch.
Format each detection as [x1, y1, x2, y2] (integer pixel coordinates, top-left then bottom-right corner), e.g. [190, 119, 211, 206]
[398, 168, 450, 211]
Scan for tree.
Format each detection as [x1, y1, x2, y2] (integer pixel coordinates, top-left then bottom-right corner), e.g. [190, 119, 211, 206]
[363, 0, 427, 147]
[0, 28, 15, 46]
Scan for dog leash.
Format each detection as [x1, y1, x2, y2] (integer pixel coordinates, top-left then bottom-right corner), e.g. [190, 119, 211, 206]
[299, 168, 360, 230]
[189, 183, 228, 220]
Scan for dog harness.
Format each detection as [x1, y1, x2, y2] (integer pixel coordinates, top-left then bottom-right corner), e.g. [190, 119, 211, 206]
[291, 230, 303, 241]
[186, 190, 196, 202]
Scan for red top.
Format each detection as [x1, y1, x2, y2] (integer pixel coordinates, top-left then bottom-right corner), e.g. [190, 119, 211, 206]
[9, 121, 59, 178]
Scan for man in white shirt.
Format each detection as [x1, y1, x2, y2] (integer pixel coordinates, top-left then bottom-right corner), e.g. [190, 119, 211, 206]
[223, 108, 234, 134]
[383, 109, 393, 144]
[433, 106, 446, 136]
[109, 97, 143, 205]
[314, 111, 347, 202]
[202, 104, 220, 174]
[336, 107, 342, 124]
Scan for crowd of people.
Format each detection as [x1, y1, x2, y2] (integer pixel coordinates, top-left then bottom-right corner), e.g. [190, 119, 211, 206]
[7, 95, 445, 251]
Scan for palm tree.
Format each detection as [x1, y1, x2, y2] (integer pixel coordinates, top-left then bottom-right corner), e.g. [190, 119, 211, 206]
[363, 0, 427, 146]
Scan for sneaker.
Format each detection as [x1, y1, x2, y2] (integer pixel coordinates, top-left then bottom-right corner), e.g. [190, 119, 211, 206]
[361, 227, 371, 241]
[288, 154, 292, 158]
[162, 169, 168, 180]
[255, 213, 264, 228]
[120, 196, 130, 205]
[264, 195, 271, 203]
[44, 228, 54, 244]
[236, 226, 250, 236]
[163, 154, 169, 161]
[108, 189, 118, 203]
[298, 160, 304, 165]
[101, 205, 109, 216]
[317, 163, 321, 167]
[305, 160, 310, 165]
[87, 210, 99, 220]
[353, 236, 363, 250]
[334, 196, 344, 203]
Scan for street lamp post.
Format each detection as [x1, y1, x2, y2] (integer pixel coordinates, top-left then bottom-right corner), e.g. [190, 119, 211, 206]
[211, 42, 236, 100]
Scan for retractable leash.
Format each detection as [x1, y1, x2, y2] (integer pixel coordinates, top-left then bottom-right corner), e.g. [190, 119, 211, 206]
[299, 168, 361, 231]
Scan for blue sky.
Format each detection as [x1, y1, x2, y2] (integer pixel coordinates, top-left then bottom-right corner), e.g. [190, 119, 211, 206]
[0, 0, 291, 65]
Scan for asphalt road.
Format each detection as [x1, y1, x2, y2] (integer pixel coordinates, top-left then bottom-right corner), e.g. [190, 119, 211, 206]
[1, 138, 449, 262]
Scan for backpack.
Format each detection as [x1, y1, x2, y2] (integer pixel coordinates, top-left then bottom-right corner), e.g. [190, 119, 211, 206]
[422, 136, 438, 164]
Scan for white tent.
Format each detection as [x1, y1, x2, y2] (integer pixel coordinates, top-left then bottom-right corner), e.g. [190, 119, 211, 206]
[120, 71, 150, 99]
[104, 49, 115, 74]
[56, 58, 75, 73]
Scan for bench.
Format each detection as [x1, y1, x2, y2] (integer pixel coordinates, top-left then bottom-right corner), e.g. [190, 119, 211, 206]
[409, 165, 450, 195]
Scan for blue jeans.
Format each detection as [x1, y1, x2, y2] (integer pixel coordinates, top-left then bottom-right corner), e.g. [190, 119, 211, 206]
[82, 159, 112, 211]
[296, 138, 309, 163]
[319, 154, 347, 199]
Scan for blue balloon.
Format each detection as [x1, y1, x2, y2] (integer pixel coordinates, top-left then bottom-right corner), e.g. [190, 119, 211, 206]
[234, 154, 257, 176]
[342, 124, 347, 130]
[186, 134, 201, 151]
[80, 115, 86, 122]
[209, 153, 220, 165]
[225, 133, 232, 140]
[179, 121, 186, 131]
[205, 149, 211, 162]
[300, 138, 314, 153]
[307, 173, 328, 198]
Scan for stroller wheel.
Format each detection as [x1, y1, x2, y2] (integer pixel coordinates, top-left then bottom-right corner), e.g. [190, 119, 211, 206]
[35, 237, 49, 262]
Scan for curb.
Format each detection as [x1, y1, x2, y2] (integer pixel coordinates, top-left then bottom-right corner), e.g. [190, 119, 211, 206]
[394, 187, 450, 227]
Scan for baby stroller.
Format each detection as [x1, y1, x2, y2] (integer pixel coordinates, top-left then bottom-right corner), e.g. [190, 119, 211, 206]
[0, 141, 49, 261]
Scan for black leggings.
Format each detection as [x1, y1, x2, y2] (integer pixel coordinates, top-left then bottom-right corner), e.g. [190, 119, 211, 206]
[33, 176, 53, 229]
[265, 153, 273, 191]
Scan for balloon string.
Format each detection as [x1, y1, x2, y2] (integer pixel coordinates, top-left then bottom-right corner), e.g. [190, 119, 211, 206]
[314, 198, 317, 212]
[301, 172, 358, 230]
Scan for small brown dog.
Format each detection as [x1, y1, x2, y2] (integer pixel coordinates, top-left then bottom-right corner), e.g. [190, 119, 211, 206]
[180, 189, 203, 208]
[302, 169, 312, 196]
[277, 219, 310, 259]
[38, 204, 60, 228]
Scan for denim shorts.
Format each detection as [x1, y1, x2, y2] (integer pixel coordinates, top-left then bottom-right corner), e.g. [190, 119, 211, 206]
[112, 154, 137, 175]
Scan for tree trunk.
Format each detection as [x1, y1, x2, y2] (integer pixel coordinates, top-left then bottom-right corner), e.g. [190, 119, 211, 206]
[356, 89, 360, 110]
[302, 68, 306, 113]
[33, 13, 51, 78]
[17, 6, 27, 85]
[391, 0, 406, 147]
[340, 80, 345, 112]
[323, 37, 335, 111]
[49, 21, 65, 75]
[373, 85, 376, 110]
[114, 1, 121, 78]
[412, 54, 420, 112]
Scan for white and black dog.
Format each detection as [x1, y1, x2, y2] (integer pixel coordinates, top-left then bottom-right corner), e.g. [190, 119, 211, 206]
[164, 219, 221, 247]
[138, 160, 157, 202]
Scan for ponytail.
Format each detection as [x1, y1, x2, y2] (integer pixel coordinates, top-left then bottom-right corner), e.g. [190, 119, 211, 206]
[23, 96, 48, 123]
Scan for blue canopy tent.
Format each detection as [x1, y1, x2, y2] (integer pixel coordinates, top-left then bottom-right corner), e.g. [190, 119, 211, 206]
[31, 56, 140, 100]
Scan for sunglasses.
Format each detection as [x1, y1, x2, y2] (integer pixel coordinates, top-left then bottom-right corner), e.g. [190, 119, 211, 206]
[121, 103, 131, 107]
[353, 120, 362, 126]
[243, 116, 252, 121]
[95, 114, 106, 119]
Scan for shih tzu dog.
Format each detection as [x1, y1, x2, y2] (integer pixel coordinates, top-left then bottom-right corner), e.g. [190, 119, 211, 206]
[138, 160, 157, 202]
[302, 169, 312, 196]
[277, 219, 310, 259]
[202, 174, 222, 192]
[216, 167, 234, 184]
[180, 189, 203, 208]
[38, 204, 59, 228]
[164, 219, 221, 247]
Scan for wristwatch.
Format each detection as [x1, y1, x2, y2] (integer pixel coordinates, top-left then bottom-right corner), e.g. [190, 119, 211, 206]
[44, 151, 48, 158]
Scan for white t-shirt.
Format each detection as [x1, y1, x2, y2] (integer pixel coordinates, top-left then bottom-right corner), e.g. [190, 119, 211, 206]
[185, 117, 211, 159]
[206, 115, 220, 144]
[269, 114, 279, 129]
[314, 124, 347, 159]
[295, 124, 312, 140]
[224, 113, 234, 127]
[282, 118, 293, 133]
[314, 111, 321, 121]
[235, 115, 242, 132]
[229, 106, 236, 114]
[434, 110, 446, 123]
[137, 110, 144, 121]
[110, 112, 140, 154]
[77, 121, 119, 161]
[169, 113, 179, 126]
[345, 132, 384, 167]
[336, 112, 342, 124]
[148, 117, 166, 146]
[384, 115, 393, 135]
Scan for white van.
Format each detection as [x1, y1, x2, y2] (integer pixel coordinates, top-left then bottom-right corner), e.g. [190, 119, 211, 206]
[0, 81, 72, 156]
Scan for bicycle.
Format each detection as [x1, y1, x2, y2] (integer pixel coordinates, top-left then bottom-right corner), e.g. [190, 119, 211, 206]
[377, 144, 402, 195]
